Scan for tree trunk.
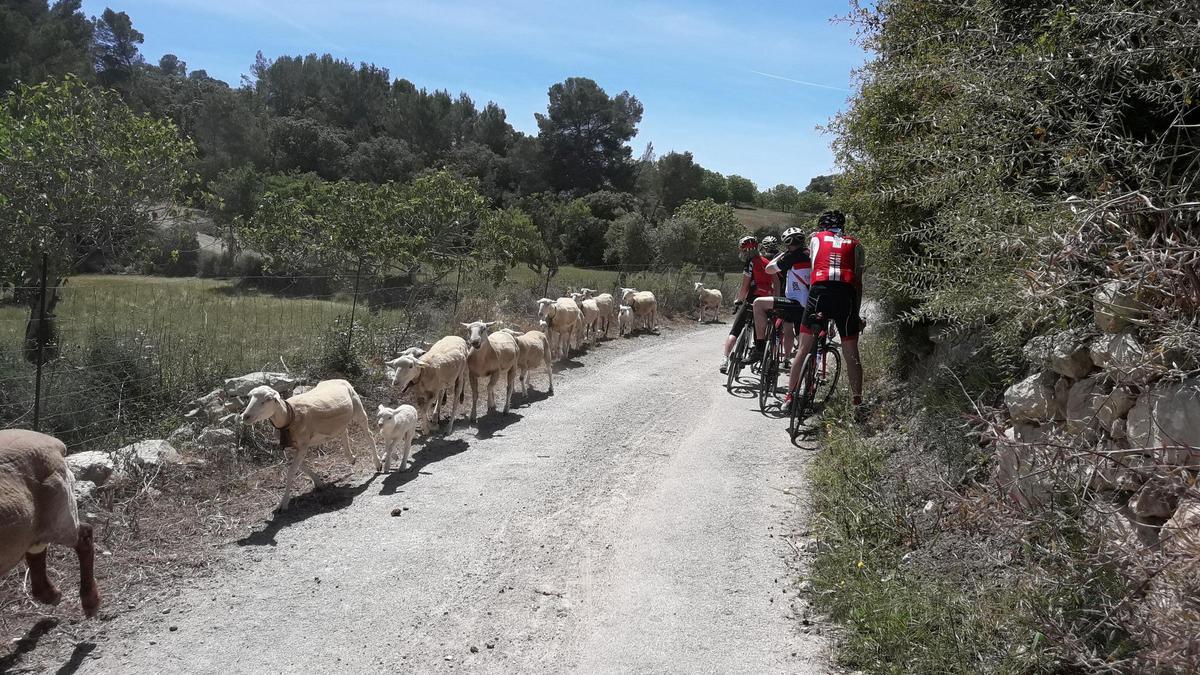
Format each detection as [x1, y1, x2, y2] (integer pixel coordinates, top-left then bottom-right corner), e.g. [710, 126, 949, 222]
[23, 275, 62, 365]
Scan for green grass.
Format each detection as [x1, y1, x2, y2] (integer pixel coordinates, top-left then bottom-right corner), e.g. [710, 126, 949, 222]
[731, 206, 798, 232]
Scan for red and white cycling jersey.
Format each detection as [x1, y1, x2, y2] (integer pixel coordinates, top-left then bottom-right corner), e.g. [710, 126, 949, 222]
[809, 230, 861, 285]
[766, 248, 811, 304]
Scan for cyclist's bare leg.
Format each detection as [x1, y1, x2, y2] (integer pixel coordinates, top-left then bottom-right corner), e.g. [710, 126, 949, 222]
[788, 332, 817, 394]
[751, 296, 774, 340]
[723, 333, 736, 358]
[843, 337, 863, 401]
[782, 322, 795, 357]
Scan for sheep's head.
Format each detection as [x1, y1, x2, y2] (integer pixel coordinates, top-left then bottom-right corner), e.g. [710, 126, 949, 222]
[693, 282, 704, 291]
[241, 386, 283, 424]
[620, 287, 637, 304]
[538, 319, 549, 331]
[461, 320, 497, 349]
[387, 354, 422, 390]
[536, 298, 556, 320]
[619, 304, 633, 315]
[397, 345, 427, 360]
[376, 404, 399, 433]
[569, 292, 584, 307]
[580, 287, 596, 299]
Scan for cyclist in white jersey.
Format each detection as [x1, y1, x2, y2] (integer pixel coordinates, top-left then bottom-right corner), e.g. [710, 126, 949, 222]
[744, 227, 810, 364]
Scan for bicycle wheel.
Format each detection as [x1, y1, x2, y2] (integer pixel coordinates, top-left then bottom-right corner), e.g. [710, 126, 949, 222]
[758, 323, 780, 411]
[817, 346, 842, 406]
[789, 353, 819, 442]
[725, 325, 749, 392]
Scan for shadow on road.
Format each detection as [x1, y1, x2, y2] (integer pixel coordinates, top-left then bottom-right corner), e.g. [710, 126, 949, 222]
[510, 387, 552, 409]
[377, 437, 470, 496]
[237, 473, 380, 547]
[0, 618, 59, 673]
[474, 410, 524, 440]
[54, 642, 96, 675]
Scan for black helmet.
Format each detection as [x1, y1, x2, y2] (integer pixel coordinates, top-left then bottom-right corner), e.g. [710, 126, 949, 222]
[818, 210, 846, 232]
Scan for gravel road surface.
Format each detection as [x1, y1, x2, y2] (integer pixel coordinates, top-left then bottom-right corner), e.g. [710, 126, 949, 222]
[78, 324, 826, 674]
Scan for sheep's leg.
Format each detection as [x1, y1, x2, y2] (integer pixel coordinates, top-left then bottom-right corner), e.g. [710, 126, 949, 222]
[546, 356, 554, 394]
[342, 430, 356, 468]
[486, 371, 498, 412]
[469, 373, 480, 423]
[350, 391, 375, 463]
[278, 451, 301, 511]
[381, 438, 395, 473]
[296, 447, 327, 491]
[75, 524, 100, 617]
[503, 367, 515, 414]
[24, 544, 62, 606]
[399, 431, 414, 472]
[446, 370, 464, 435]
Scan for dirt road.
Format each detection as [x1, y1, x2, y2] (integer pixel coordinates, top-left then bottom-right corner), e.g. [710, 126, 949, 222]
[79, 325, 826, 674]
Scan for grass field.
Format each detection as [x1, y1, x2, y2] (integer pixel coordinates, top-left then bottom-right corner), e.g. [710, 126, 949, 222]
[732, 206, 798, 232]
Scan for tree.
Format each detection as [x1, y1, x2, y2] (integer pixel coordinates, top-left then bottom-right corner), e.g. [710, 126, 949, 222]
[762, 183, 801, 211]
[519, 193, 592, 294]
[727, 175, 757, 206]
[805, 174, 834, 195]
[0, 0, 94, 92]
[535, 77, 643, 194]
[0, 76, 192, 357]
[91, 8, 143, 87]
[345, 136, 420, 184]
[157, 53, 186, 77]
[657, 199, 743, 273]
[656, 151, 705, 214]
[267, 116, 349, 178]
[605, 212, 655, 274]
[700, 169, 729, 204]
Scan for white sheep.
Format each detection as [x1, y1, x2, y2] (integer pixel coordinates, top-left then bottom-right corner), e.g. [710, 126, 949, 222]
[620, 287, 659, 332]
[694, 282, 724, 323]
[375, 404, 420, 473]
[502, 328, 555, 397]
[240, 379, 376, 511]
[617, 304, 634, 337]
[570, 292, 602, 345]
[0, 429, 100, 617]
[463, 320, 520, 422]
[388, 335, 469, 436]
[536, 297, 583, 361]
[581, 288, 617, 338]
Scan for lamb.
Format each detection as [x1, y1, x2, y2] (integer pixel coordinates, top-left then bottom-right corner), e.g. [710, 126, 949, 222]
[240, 379, 376, 511]
[694, 282, 723, 323]
[388, 335, 469, 436]
[375, 404, 420, 473]
[502, 328, 554, 397]
[620, 287, 659, 332]
[617, 304, 634, 337]
[581, 288, 617, 337]
[537, 297, 584, 361]
[463, 320, 520, 422]
[570, 292, 602, 345]
[0, 430, 100, 617]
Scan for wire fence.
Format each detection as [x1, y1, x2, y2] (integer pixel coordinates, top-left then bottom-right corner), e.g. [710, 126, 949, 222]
[0, 263, 742, 454]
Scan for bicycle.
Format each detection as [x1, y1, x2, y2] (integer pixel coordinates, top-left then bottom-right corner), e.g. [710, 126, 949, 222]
[725, 302, 753, 392]
[757, 313, 787, 411]
[787, 313, 843, 442]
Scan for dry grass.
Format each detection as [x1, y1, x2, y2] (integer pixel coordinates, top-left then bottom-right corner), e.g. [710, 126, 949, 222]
[731, 206, 797, 233]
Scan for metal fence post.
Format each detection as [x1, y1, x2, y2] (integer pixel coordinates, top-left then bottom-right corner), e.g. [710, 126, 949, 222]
[347, 257, 363, 353]
[32, 253, 48, 431]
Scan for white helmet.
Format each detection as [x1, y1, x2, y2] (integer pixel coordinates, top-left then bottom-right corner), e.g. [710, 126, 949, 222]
[781, 227, 805, 245]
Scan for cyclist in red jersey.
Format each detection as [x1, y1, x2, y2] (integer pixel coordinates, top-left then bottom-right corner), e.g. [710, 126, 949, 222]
[721, 235, 777, 374]
[785, 211, 866, 408]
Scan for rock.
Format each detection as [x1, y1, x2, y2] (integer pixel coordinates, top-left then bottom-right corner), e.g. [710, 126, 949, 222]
[167, 424, 196, 449]
[1094, 280, 1147, 333]
[1127, 377, 1200, 466]
[223, 372, 298, 398]
[291, 385, 312, 396]
[119, 440, 182, 470]
[196, 427, 237, 452]
[72, 479, 97, 501]
[1099, 507, 1160, 559]
[1160, 498, 1200, 557]
[1129, 472, 1186, 520]
[992, 441, 1055, 509]
[1005, 371, 1061, 423]
[1012, 422, 1063, 444]
[66, 450, 115, 485]
[1089, 332, 1161, 385]
[1096, 385, 1136, 429]
[1026, 329, 1096, 378]
[1065, 374, 1125, 434]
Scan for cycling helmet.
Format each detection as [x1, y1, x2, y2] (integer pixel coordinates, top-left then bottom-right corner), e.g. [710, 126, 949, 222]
[759, 235, 780, 256]
[781, 227, 805, 245]
[738, 235, 758, 250]
[818, 210, 846, 232]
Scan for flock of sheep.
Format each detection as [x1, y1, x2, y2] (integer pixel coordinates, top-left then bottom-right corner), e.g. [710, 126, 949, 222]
[0, 285, 691, 619]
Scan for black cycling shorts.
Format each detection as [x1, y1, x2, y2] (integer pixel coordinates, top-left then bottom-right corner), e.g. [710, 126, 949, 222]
[771, 297, 807, 324]
[729, 300, 752, 337]
[800, 282, 861, 338]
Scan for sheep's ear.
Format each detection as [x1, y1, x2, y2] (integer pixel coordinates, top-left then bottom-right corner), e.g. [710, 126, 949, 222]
[485, 321, 498, 328]
[461, 322, 472, 329]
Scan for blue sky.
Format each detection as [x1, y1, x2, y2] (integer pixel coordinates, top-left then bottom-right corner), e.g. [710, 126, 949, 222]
[82, 0, 865, 189]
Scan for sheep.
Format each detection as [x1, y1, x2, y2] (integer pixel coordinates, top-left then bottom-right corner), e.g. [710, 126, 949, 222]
[694, 282, 723, 323]
[536, 297, 583, 361]
[617, 304, 634, 337]
[620, 287, 659, 332]
[388, 335, 469, 437]
[462, 320, 520, 422]
[240, 379, 376, 511]
[0, 430, 100, 617]
[375, 404, 420, 473]
[502, 328, 554, 397]
[570, 292, 602, 345]
[581, 288, 617, 337]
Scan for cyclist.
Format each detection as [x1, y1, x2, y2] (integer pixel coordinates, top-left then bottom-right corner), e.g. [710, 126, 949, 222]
[785, 210, 865, 408]
[721, 235, 775, 374]
[745, 227, 810, 365]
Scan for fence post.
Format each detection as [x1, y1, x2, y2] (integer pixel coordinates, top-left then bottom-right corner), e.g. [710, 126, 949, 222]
[32, 253, 48, 431]
[347, 256, 363, 353]
[452, 256, 464, 321]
